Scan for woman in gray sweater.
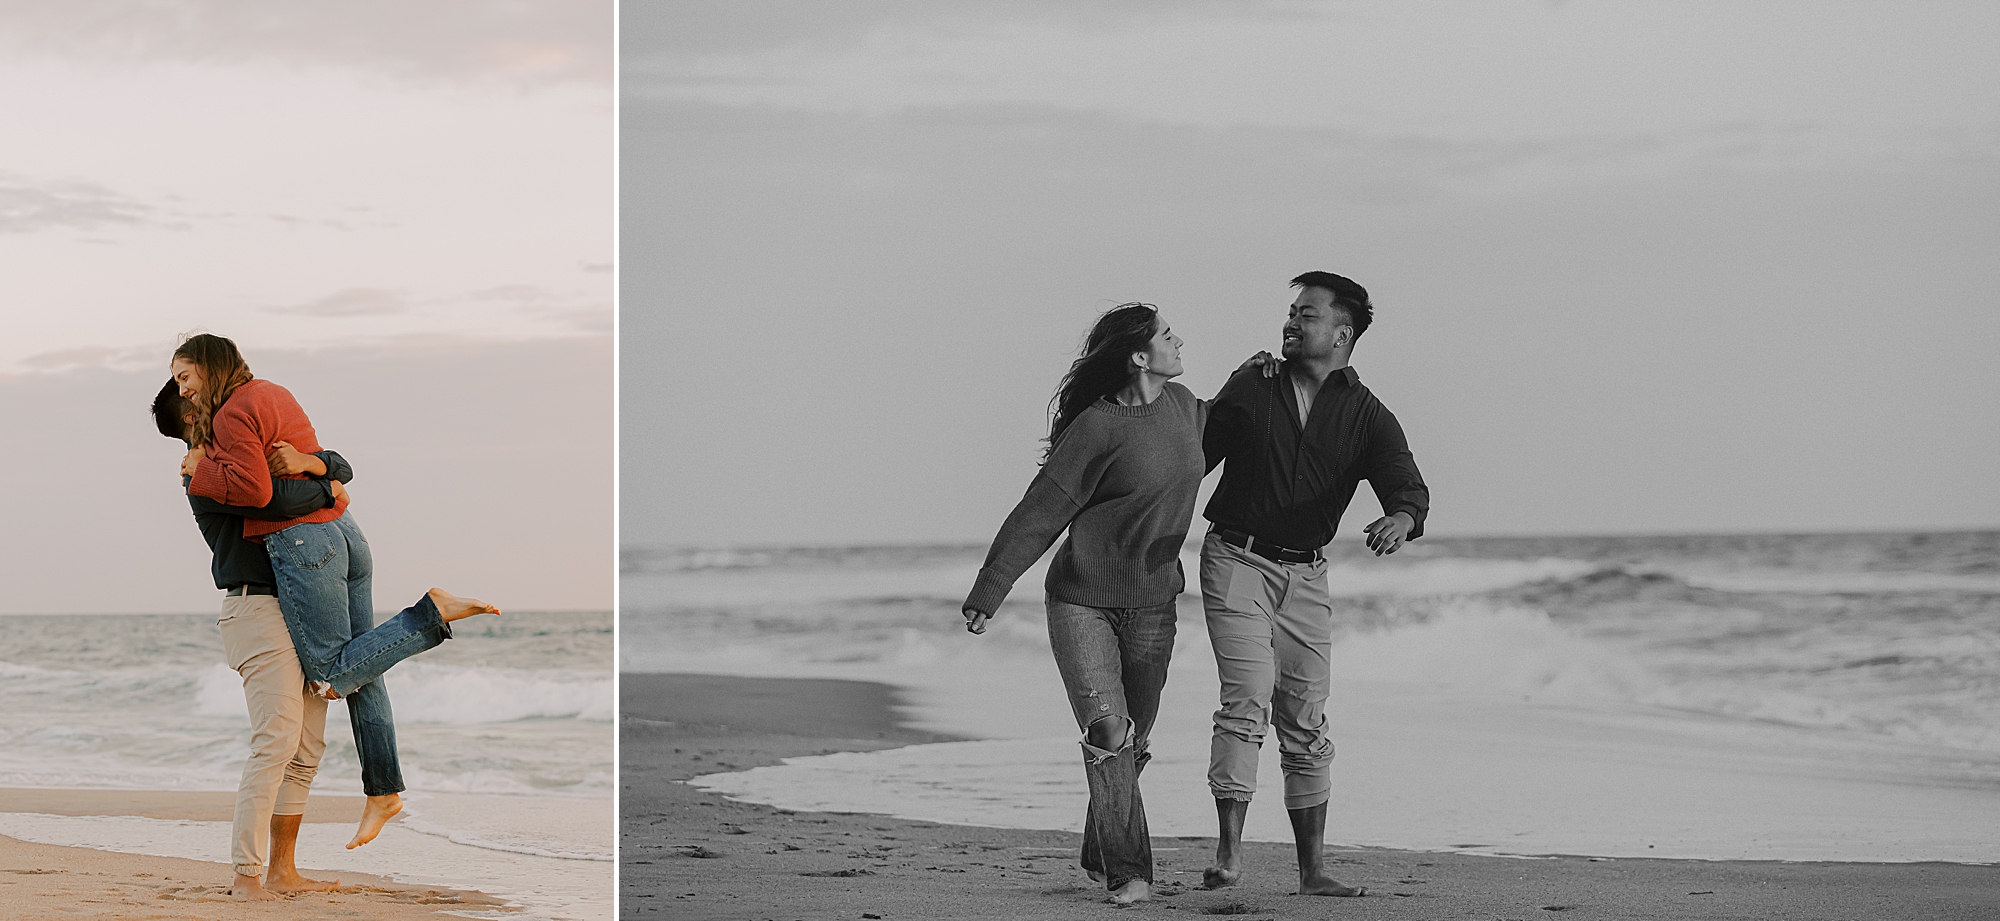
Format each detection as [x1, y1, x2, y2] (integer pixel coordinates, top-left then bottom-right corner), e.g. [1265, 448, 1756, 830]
[962, 302, 1207, 905]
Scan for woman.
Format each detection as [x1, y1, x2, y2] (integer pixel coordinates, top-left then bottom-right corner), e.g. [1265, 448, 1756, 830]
[173, 333, 500, 850]
[961, 303, 1206, 905]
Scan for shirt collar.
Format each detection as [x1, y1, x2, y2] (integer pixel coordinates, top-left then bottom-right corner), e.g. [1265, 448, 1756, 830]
[1284, 364, 1359, 388]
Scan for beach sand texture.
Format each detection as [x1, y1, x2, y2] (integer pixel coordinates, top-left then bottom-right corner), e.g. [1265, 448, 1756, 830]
[0, 790, 506, 919]
[622, 672, 2000, 920]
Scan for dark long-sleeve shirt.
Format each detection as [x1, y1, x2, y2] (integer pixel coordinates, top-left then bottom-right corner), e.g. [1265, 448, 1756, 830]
[1202, 363, 1428, 550]
[189, 450, 352, 590]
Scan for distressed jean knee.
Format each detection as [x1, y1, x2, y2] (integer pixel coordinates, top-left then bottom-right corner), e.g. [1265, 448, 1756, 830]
[1080, 714, 1134, 766]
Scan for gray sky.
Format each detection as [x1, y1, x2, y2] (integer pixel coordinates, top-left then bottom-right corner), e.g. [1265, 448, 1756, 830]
[0, 1, 611, 613]
[624, 0, 2000, 548]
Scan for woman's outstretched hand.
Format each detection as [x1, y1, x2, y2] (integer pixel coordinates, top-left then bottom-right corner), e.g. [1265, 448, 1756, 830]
[962, 607, 990, 635]
[267, 440, 327, 477]
[1238, 351, 1279, 378]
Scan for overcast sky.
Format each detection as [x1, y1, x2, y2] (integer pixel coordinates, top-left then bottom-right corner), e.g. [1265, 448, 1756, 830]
[624, 0, 2000, 548]
[0, 1, 612, 614]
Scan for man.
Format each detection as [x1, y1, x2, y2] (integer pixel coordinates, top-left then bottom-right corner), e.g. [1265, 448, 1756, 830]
[153, 381, 349, 901]
[1197, 271, 1430, 895]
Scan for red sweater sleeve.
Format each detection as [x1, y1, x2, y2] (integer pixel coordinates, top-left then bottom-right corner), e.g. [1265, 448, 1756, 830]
[188, 381, 283, 507]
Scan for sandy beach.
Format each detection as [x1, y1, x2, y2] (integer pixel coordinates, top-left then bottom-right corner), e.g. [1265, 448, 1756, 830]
[623, 672, 2000, 920]
[0, 789, 507, 919]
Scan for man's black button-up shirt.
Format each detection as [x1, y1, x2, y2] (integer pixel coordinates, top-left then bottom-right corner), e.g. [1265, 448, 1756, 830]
[1202, 364, 1429, 551]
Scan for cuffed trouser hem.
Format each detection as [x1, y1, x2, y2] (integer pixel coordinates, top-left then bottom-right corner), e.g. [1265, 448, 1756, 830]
[1282, 774, 1332, 811]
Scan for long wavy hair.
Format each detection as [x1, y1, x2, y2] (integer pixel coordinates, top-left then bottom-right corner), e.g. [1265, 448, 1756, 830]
[171, 333, 255, 448]
[1043, 302, 1158, 462]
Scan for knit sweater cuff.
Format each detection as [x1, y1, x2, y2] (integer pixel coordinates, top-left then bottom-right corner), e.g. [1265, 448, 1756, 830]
[963, 569, 1016, 617]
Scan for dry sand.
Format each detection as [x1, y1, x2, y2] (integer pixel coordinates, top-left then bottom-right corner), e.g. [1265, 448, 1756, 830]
[622, 672, 2000, 921]
[0, 789, 509, 919]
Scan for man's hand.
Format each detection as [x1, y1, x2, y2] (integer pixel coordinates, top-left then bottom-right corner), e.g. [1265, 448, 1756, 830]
[1363, 512, 1413, 556]
[329, 480, 349, 504]
[180, 445, 205, 478]
[962, 607, 990, 635]
[1237, 351, 1280, 378]
[268, 441, 326, 477]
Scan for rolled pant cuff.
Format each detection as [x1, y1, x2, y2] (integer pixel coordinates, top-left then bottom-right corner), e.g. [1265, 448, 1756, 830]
[1208, 788, 1255, 803]
[233, 864, 263, 878]
[1282, 773, 1332, 811]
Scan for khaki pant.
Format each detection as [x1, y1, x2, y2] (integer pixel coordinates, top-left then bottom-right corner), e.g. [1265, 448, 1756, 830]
[1200, 532, 1336, 810]
[217, 594, 327, 877]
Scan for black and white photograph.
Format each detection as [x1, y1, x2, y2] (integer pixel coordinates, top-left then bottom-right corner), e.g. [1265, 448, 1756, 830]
[620, 2, 2000, 919]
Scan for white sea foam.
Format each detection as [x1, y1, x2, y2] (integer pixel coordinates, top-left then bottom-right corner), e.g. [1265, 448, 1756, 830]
[194, 661, 610, 723]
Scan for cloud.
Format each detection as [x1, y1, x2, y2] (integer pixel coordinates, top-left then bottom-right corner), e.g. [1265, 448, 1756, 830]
[624, 0, 1280, 57]
[0, 172, 182, 235]
[264, 287, 410, 317]
[465, 284, 610, 334]
[0, 0, 609, 88]
[13, 345, 163, 375]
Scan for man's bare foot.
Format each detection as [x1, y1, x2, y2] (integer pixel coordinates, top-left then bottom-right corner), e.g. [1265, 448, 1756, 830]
[229, 873, 280, 901]
[266, 869, 340, 894]
[429, 587, 501, 623]
[1086, 869, 1104, 883]
[1300, 873, 1365, 897]
[1206, 797, 1248, 889]
[1110, 880, 1152, 904]
[347, 793, 402, 849]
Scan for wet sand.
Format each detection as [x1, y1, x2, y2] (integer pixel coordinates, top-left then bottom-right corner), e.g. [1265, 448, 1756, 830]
[621, 672, 2000, 920]
[0, 789, 505, 919]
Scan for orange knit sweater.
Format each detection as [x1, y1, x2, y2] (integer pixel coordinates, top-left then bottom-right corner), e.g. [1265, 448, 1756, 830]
[187, 378, 348, 540]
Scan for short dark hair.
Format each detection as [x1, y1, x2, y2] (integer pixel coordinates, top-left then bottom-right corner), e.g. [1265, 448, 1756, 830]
[1290, 271, 1372, 340]
[151, 379, 190, 441]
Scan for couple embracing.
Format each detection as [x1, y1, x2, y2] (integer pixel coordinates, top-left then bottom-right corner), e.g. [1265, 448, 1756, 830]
[962, 272, 1430, 903]
[152, 333, 500, 899]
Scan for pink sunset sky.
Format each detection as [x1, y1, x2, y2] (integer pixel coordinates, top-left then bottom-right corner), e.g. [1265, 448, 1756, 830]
[0, 1, 612, 614]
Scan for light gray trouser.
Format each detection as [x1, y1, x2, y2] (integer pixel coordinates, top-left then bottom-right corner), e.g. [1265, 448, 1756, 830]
[217, 593, 327, 877]
[1200, 532, 1335, 810]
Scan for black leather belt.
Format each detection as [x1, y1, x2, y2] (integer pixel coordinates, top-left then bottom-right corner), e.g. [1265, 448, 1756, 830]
[226, 584, 277, 597]
[1211, 527, 1320, 565]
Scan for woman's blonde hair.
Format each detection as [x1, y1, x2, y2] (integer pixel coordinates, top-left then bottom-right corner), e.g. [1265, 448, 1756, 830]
[171, 333, 254, 447]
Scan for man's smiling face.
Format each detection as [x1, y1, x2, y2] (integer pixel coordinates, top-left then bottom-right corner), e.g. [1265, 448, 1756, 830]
[1281, 286, 1350, 361]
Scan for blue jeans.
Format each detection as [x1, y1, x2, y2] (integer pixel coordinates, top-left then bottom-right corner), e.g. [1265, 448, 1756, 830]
[1046, 599, 1178, 891]
[264, 512, 450, 797]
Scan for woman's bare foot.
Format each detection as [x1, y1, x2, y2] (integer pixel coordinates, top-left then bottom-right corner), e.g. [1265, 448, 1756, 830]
[266, 869, 340, 894]
[1110, 880, 1152, 904]
[1087, 869, 1104, 883]
[1202, 864, 1242, 889]
[347, 793, 402, 849]
[428, 587, 501, 623]
[229, 873, 279, 901]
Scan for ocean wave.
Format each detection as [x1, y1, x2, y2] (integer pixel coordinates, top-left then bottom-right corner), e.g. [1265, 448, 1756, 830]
[396, 813, 612, 861]
[195, 662, 611, 723]
[1328, 599, 1663, 700]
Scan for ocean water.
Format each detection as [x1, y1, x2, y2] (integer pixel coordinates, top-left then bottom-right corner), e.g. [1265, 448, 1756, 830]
[0, 609, 612, 918]
[623, 531, 2000, 862]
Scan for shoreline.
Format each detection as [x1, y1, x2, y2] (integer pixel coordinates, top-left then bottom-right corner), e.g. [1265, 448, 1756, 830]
[623, 671, 2000, 920]
[0, 787, 505, 920]
[0, 786, 618, 919]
